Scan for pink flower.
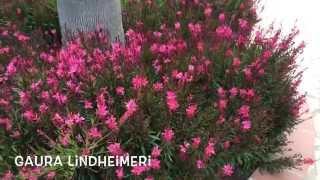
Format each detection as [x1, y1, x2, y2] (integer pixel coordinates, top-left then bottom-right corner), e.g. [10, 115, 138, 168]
[153, 31, 162, 38]
[72, 113, 85, 124]
[246, 89, 255, 98]
[162, 128, 174, 143]
[188, 23, 202, 37]
[10, 130, 21, 139]
[238, 105, 250, 119]
[303, 158, 315, 165]
[218, 99, 228, 112]
[107, 143, 123, 156]
[166, 91, 179, 112]
[125, 99, 138, 114]
[175, 22, 181, 30]
[0, 99, 9, 108]
[52, 113, 64, 126]
[258, 69, 265, 76]
[239, 18, 249, 30]
[119, 99, 138, 126]
[217, 115, 226, 124]
[151, 146, 162, 158]
[229, 87, 238, 98]
[0, 47, 10, 55]
[84, 100, 93, 109]
[216, 25, 233, 39]
[30, 80, 42, 92]
[2, 170, 14, 180]
[14, 32, 30, 42]
[204, 141, 215, 159]
[19, 91, 31, 107]
[186, 104, 197, 118]
[145, 176, 154, 180]
[106, 116, 118, 131]
[222, 164, 234, 176]
[23, 110, 39, 123]
[81, 148, 90, 156]
[116, 167, 124, 179]
[88, 127, 102, 139]
[116, 86, 125, 96]
[96, 92, 108, 119]
[193, 0, 200, 5]
[41, 91, 50, 101]
[219, 13, 226, 23]
[6, 60, 17, 76]
[217, 87, 226, 98]
[232, 57, 241, 69]
[46, 171, 56, 180]
[243, 68, 253, 81]
[192, 137, 201, 149]
[39, 104, 48, 114]
[223, 141, 231, 150]
[40, 52, 54, 63]
[241, 120, 251, 131]
[150, 159, 161, 170]
[179, 144, 188, 159]
[204, 7, 212, 17]
[153, 82, 163, 92]
[131, 166, 147, 176]
[60, 134, 70, 146]
[1, 30, 9, 36]
[132, 75, 148, 90]
[0, 117, 12, 131]
[196, 160, 205, 169]
[53, 92, 68, 105]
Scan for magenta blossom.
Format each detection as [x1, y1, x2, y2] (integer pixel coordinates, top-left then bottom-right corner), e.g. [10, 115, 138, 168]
[125, 99, 138, 114]
[96, 92, 108, 119]
[88, 127, 102, 139]
[153, 82, 163, 92]
[107, 143, 123, 156]
[222, 164, 234, 176]
[196, 160, 205, 169]
[132, 75, 148, 90]
[216, 25, 233, 39]
[119, 99, 138, 126]
[238, 105, 250, 119]
[204, 6, 212, 18]
[162, 128, 174, 143]
[192, 137, 201, 149]
[131, 165, 148, 176]
[106, 116, 118, 131]
[151, 146, 162, 158]
[115, 167, 124, 179]
[186, 104, 197, 119]
[166, 91, 179, 112]
[116, 86, 125, 96]
[204, 141, 216, 159]
[150, 159, 161, 170]
[241, 120, 252, 131]
[23, 110, 39, 123]
[218, 13, 226, 23]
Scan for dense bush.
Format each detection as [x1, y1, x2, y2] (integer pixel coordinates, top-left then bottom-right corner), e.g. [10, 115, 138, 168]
[0, 0, 306, 179]
[0, 0, 59, 44]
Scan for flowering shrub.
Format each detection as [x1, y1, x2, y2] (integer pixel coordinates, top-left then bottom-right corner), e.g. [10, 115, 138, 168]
[0, 0, 58, 30]
[0, 0, 306, 179]
[0, 0, 59, 44]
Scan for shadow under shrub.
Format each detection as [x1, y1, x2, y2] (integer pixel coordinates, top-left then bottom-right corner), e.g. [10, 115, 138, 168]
[0, 0, 306, 179]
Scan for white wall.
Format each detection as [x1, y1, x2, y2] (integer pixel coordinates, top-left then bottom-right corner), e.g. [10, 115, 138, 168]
[259, 0, 320, 179]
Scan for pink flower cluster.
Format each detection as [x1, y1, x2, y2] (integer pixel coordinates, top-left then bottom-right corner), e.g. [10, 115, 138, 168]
[0, 0, 306, 178]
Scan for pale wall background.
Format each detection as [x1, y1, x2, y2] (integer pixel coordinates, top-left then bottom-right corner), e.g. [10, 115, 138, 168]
[252, 0, 320, 179]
